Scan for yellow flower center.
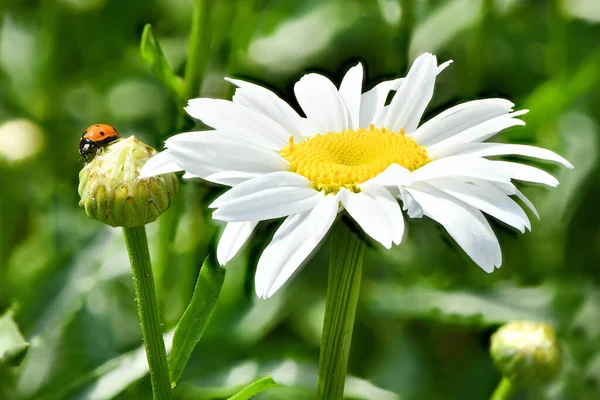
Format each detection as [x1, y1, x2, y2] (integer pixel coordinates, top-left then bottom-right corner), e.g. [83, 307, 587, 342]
[280, 125, 430, 193]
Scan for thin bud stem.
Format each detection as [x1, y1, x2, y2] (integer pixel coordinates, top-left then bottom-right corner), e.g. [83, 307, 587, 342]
[122, 226, 172, 400]
[490, 377, 518, 400]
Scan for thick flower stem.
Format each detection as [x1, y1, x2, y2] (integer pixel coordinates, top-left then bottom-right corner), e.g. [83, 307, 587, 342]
[122, 226, 172, 400]
[317, 220, 366, 400]
[490, 377, 518, 400]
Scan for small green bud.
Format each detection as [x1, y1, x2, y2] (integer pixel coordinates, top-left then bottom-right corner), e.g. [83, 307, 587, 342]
[490, 321, 561, 386]
[78, 136, 178, 227]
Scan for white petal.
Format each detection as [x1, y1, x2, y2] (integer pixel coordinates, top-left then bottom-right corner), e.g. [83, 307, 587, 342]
[204, 171, 260, 187]
[185, 99, 289, 150]
[412, 156, 513, 183]
[382, 53, 438, 133]
[165, 133, 289, 179]
[360, 185, 405, 245]
[362, 163, 414, 187]
[210, 171, 313, 207]
[365, 58, 450, 129]
[212, 189, 324, 222]
[255, 212, 303, 298]
[428, 179, 530, 232]
[210, 172, 324, 222]
[492, 161, 559, 187]
[426, 111, 528, 154]
[359, 78, 404, 129]
[304, 192, 340, 237]
[399, 187, 423, 218]
[217, 221, 259, 265]
[225, 78, 307, 139]
[406, 184, 502, 272]
[471, 180, 540, 219]
[489, 181, 518, 195]
[428, 142, 573, 168]
[411, 99, 515, 146]
[436, 60, 453, 74]
[182, 172, 198, 179]
[339, 189, 393, 248]
[514, 188, 539, 218]
[255, 194, 338, 298]
[294, 73, 349, 134]
[139, 150, 183, 178]
[338, 63, 364, 130]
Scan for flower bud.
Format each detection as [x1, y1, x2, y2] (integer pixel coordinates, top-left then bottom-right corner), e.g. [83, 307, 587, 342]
[78, 136, 178, 227]
[490, 321, 561, 386]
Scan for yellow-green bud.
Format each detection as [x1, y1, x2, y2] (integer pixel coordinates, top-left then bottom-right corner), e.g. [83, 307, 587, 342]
[78, 136, 178, 227]
[490, 321, 561, 386]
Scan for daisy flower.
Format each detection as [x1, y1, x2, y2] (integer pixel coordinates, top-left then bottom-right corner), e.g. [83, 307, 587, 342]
[140, 53, 572, 299]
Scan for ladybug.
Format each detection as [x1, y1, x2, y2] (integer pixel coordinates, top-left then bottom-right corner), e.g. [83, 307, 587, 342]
[79, 124, 120, 159]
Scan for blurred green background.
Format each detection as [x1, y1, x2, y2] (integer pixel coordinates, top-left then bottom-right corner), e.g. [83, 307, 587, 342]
[1, 0, 600, 399]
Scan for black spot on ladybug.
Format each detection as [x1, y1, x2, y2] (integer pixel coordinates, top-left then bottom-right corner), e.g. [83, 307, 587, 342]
[100, 131, 105, 136]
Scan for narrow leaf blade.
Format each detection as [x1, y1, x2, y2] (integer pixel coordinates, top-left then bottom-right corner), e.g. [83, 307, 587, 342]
[227, 375, 277, 400]
[168, 253, 225, 386]
[140, 23, 183, 100]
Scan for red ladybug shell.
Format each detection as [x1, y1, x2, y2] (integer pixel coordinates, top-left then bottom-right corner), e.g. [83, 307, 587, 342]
[83, 124, 119, 142]
[79, 124, 120, 159]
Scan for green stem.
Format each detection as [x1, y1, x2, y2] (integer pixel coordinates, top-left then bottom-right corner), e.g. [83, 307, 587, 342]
[398, 0, 415, 69]
[465, 0, 494, 96]
[317, 220, 366, 400]
[122, 226, 172, 400]
[158, 0, 212, 319]
[490, 377, 518, 400]
[177, 0, 212, 129]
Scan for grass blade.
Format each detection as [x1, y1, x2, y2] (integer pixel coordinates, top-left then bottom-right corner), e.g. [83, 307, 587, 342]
[227, 376, 277, 400]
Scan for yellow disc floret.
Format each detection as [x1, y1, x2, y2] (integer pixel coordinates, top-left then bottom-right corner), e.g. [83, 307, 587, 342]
[280, 125, 430, 193]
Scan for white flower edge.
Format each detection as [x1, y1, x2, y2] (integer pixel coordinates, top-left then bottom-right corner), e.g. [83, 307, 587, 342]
[141, 53, 572, 298]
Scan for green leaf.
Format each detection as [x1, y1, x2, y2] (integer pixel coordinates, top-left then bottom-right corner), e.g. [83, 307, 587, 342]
[227, 375, 277, 400]
[52, 331, 175, 400]
[140, 23, 183, 100]
[176, 359, 399, 400]
[409, 0, 520, 59]
[365, 283, 560, 327]
[0, 310, 29, 367]
[168, 253, 226, 387]
[522, 46, 600, 131]
[16, 228, 129, 397]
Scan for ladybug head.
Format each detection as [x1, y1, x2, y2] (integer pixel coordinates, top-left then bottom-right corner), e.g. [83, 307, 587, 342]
[79, 137, 98, 159]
